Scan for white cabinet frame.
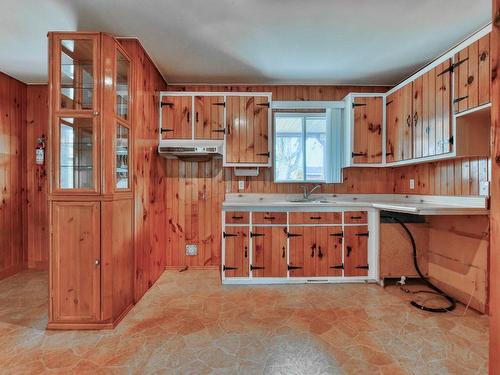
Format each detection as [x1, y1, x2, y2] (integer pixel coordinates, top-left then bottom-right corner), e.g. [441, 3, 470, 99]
[221, 207, 380, 285]
[158, 91, 273, 167]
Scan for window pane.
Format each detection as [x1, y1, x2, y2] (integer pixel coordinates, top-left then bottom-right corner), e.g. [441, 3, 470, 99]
[116, 51, 129, 120]
[59, 117, 93, 189]
[305, 117, 326, 181]
[275, 116, 304, 181]
[116, 124, 129, 189]
[60, 39, 94, 110]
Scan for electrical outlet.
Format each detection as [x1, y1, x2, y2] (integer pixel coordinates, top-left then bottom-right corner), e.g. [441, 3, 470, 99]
[480, 181, 490, 196]
[186, 244, 198, 256]
[238, 180, 245, 190]
[409, 179, 415, 190]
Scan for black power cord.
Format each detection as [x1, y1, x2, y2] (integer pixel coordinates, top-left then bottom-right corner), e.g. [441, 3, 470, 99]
[382, 215, 456, 313]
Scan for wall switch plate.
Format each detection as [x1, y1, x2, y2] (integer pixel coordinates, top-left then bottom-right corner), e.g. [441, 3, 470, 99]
[409, 179, 415, 190]
[480, 181, 490, 196]
[238, 180, 245, 190]
[186, 244, 197, 256]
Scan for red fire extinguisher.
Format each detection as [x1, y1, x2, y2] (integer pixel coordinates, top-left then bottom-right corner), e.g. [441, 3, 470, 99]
[36, 135, 46, 166]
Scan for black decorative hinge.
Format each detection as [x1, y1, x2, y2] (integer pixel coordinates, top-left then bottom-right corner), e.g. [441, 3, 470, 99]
[257, 152, 270, 157]
[250, 232, 265, 238]
[453, 96, 468, 104]
[223, 265, 238, 271]
[330, 264, 344, 269]
[213, 102, 226, 107]
[386, 100, 393, 106]
[223, 232, 237, 238]
[250, 265, 264, 270]
[288, 265, 303, 270]
[257, 102, 270, 108]
[286, 232, 303, 238]
[352, 103, 367, 108]
[449, 136, 454, 145]
[160, 128, 174, 133]
[356, 265, 369, 270]
[356, 232, 370, 237]
[160, 102, 174, 107]
[437, 58, 468, 76]
[330, 232, 343, 237]
[352, 152, 367, 157]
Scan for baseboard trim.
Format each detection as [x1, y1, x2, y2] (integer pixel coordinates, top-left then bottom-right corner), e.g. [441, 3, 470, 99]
[46, 321, 114, 330]
[165, 265, 219, 270]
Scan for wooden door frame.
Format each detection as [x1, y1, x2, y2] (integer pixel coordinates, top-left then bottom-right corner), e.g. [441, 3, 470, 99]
[490, 1, 499, 372]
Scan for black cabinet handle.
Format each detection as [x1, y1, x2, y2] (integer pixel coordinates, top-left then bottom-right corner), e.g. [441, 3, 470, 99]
[311, 244, 316, 257]
[282, 246, 286, 258]
[244, 246, 248, 258]
[231, 216, 243, 220]
[264, 216, 275, 220]
[195, 112, 199, 123]
[317, 246, 323, 259]
[352, 152, 367, 157]
[347, 246, 352, 257]
[187, 111, 190, 123]
[310, 216, 322, 220]
[406, 114, 411, 127]
[413, 112, 418, 126]
[350, 216, 362, 220]
[160, 128, 174, 133]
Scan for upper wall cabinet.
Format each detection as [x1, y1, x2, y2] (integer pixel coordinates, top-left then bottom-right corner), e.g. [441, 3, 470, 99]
[158, 92, 272, 167]
[225, 95, 271, 165]
[343, 94, 384, 167]
[160, 95, 192, 139]
[194, 96, 225, 139]
[453, 34, 490, 114]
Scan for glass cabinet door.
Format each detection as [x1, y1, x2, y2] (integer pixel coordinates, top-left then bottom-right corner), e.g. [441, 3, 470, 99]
[115, 123, 129, 189]
[58, 38, 96, 111]
[58, 117, 95, 190]
[116, 51, 130, 120]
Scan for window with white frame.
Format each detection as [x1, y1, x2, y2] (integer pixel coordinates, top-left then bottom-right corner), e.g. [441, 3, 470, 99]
[274, 111, 342, 183]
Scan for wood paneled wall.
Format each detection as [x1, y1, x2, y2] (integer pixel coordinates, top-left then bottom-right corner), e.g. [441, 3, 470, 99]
[120, 40, 169, 302]
[165, 85, 392, 268]
[0, 72, 27, 279]
[393, 157, 490, 195]
[25, 85, 49, 269]
[490, 0, 499, 372]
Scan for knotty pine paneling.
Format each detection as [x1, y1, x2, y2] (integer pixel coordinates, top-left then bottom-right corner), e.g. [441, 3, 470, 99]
[165, 85, 393, 268]
[0, 72, 27, 279]
[489, 2, 499, 372]
[26, 85, 49, 269]
[393, 157, 490, 195]
[120, 40, 169, 302]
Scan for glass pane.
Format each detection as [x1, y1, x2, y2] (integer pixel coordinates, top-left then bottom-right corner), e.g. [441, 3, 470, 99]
[305, 117, 327, 181]
[59, 117, 93, 189]
[116, 51, 129, 120]
[116, 124, 129, 189]
[275, 116, 304, 181]
[60, 39, 94, 110]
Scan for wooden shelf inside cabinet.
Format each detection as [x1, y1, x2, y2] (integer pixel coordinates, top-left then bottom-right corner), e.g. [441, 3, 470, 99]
[453, 105, 490, 158]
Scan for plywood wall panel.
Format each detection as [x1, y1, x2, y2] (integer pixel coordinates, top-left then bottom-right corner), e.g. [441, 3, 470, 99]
[119, 40, 168, 302]
[0, 72, 26, 280]
[25, 85, 49, 269]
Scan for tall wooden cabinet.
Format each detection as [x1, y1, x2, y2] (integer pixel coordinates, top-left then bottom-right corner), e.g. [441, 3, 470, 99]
[48, 32, 134, 329]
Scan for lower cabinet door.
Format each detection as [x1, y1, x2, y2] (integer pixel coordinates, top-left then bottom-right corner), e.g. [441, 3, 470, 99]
[344, 226, 369, 276]
[317, 228, 343, 277]
[223, 228, 249, 277]
[251, 226, 287, 277]
[288, 227, 305, 277]
[51, 201, 101, 322]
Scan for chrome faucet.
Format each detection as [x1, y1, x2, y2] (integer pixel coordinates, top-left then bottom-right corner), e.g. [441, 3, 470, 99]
[300, 184, 322, 200]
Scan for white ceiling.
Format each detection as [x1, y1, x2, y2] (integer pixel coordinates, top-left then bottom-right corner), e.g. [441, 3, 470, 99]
[0, 0, 491, 85]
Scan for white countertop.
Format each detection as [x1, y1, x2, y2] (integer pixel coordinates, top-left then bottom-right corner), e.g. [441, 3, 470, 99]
[222, 193, 489, 215]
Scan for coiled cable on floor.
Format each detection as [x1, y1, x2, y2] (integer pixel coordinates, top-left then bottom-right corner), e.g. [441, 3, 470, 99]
[381, 215, 456, 313]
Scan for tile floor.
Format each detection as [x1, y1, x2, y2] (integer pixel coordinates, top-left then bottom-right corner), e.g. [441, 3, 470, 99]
[0, 269, 488, 374]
